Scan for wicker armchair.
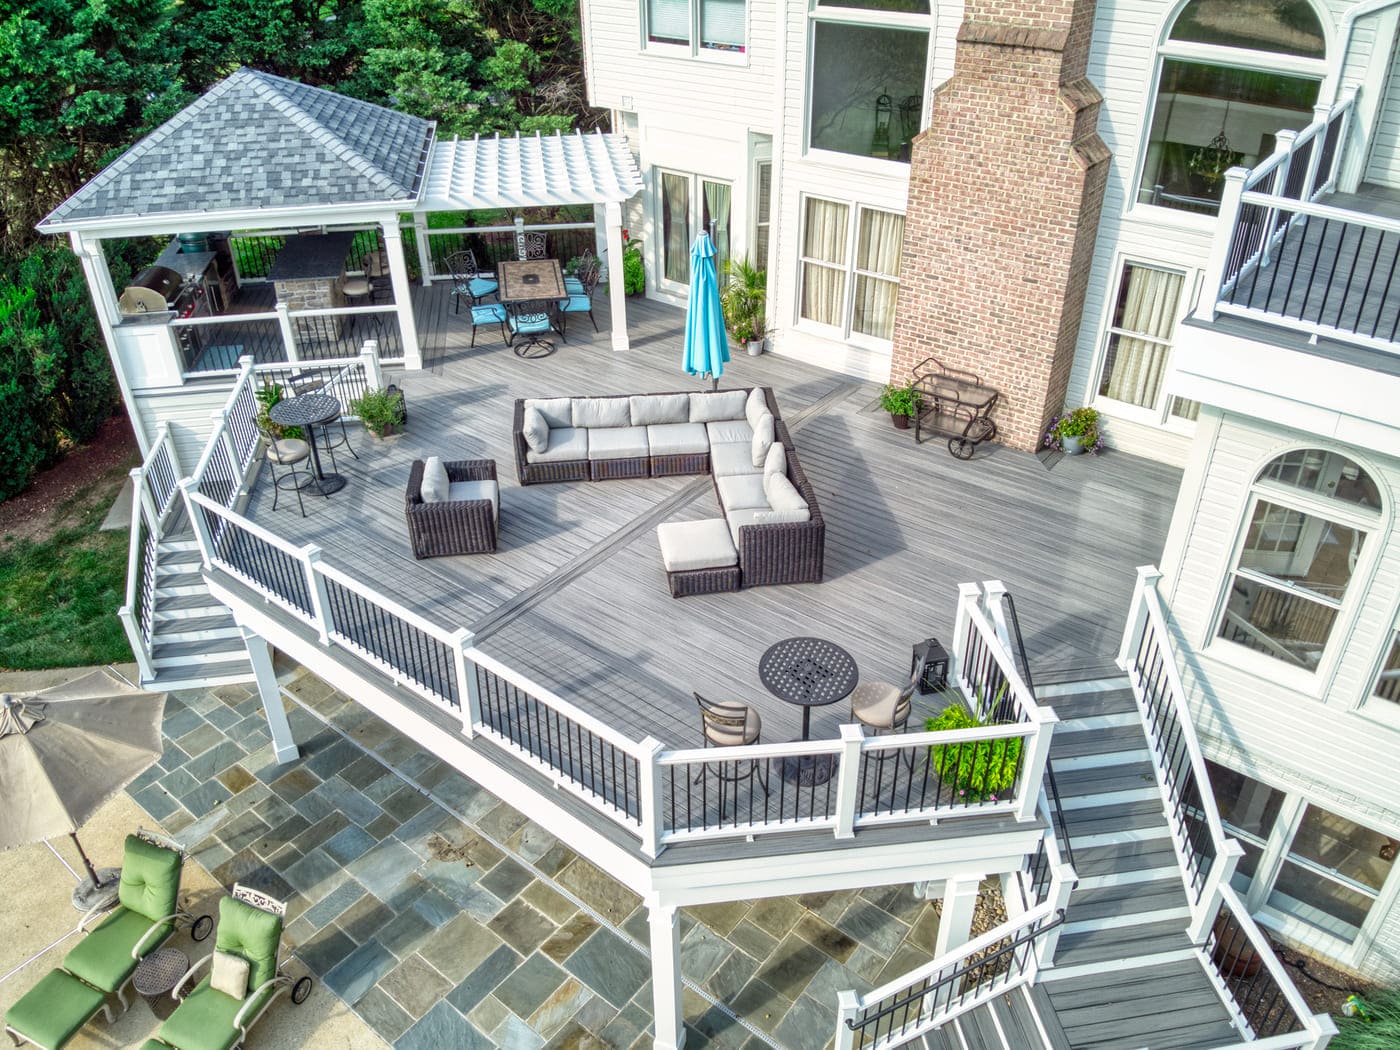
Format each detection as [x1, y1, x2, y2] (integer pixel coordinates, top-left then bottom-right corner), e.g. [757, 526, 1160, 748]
[405, 459, 499, 558]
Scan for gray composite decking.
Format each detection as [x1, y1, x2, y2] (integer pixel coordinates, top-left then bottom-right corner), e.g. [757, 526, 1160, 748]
[237, 285, 1182, 751]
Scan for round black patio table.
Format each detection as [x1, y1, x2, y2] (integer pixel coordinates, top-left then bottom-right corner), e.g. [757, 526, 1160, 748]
[759, 637, 858, 786]
[270, 392, 346, 495]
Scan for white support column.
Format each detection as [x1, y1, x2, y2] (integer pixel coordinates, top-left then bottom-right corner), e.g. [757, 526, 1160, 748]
[301, 545, 332, 645]
[381, 218, 423, 370]
[411, 213, 433, 286]
[933, 875, 982, 959]
[239, 624, 299, 763]
[604, 200, 629, 352]
[275, 303, 299, 364]
[593, 203, 609, 266]
[647, 901, 686, 1050]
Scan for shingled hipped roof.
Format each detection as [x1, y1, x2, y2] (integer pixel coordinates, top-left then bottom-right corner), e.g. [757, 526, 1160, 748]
[420, 131, 644, 210]
[40, 69, 435, 230]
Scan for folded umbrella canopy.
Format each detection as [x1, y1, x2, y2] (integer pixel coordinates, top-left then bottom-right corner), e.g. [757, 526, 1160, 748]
[683, 231, 730, 390]
[0, 668, 167, 909]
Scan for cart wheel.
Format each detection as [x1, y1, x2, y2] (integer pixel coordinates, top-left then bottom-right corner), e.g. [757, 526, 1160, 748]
[949, 438, 975, 460]
[292, 976, 313, 1004]
[192, 914, 214, 942]
[968, 417, 997, 443]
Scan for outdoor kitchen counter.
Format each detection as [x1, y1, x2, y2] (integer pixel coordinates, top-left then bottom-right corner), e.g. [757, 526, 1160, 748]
[268, 231, 358, 310]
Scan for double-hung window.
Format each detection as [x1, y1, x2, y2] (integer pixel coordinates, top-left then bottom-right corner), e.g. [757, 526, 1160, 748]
[799, 197, 904, 343]
[1097, 262, 1199, 423]
[646, 0, 746, 54]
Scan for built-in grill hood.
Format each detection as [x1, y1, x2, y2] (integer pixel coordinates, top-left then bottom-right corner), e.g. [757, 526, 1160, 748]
[118, 265, 184, 315]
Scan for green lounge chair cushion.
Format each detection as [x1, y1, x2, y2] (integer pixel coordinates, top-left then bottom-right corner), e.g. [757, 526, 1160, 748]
[140, 1042, 175, 1049]
[214, 895, 282, 992]
[64, 907, 171, 992]
[4, 968, 107, 1048]
[157, 978, 272, 1050]
[119, 834, 182, 921]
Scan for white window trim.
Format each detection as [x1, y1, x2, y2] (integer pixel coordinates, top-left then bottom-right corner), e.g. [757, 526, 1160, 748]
[641, 0, 749, 62]
[795, 194, 903, 349]
[751, 155, 772, 273]
[1356, 616, 1400, 727]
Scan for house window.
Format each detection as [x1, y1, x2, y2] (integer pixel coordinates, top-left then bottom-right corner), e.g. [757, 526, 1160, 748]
[658, 170, 733, 288]
[807, 1, 932, 163]
[1374, 632, 1400, 705]
[800, 197, 904, 342]
[1138, 0, 1325, 214]
[1097, 262, 1200, 424]
[1208, 761, 1285, 887]
[1218, 450, 1381, 669]
[646, 0, 745, 54]
[753, 160, 772, 271]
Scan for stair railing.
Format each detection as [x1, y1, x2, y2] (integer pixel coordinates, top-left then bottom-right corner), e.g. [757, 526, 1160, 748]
[1118, 566, 1336, 1050]
[117, 423, 184, 683]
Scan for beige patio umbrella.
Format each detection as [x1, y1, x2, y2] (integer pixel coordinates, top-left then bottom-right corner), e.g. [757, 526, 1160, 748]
[0, 668, 167, 909]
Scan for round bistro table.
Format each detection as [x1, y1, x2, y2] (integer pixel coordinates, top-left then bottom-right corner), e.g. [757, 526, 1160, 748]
[758, 637, 858, 785]
[270, 393, 346, 495]
[133, 946, 189, 1018]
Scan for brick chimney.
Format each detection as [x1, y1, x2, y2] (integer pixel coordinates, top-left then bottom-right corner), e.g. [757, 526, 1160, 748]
[889, 0, 1110, 452]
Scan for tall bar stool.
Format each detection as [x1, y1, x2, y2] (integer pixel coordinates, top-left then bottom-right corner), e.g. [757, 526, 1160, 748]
[286, 374, 358, 464]
[266, 438, 324, 517]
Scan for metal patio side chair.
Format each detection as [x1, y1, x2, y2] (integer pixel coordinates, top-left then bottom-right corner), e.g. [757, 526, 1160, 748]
[505, 298, 560, 358]
[468, 301, 508, 347]
[849, 652, 927, 767]
[557, 263, 600, 339]
[445, 250, 498, 312]
[564, 249, 595, 294]
[694, 693, 770, 819]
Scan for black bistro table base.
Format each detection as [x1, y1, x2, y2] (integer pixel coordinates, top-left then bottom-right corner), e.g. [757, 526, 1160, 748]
[513, 337, 556, 359]
[781, 753, 838, 787]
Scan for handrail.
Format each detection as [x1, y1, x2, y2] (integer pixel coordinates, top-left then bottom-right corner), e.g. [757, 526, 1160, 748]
[117, 424, 185, 683]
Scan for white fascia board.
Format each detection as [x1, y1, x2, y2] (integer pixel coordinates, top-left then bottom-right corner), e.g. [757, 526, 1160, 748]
[37, 200, 415, 239]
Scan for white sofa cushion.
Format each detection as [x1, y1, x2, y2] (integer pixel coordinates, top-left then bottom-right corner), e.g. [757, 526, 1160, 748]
[706, 419, 753, 444]
[717, 473, 770, 512]
[647, 423, 710, 455]
[764, 471, 808, 513]
[521, 406, 549, 453]
[745, 386, 767, 428]
[525, 426, 589, 463]
[630, 394, 690, 426]
[447, 479, 499, 520]
[727, 507, 810, 546]
[711, 441, 763, 477]
[751, 412, 774, 466]
[573, 397, 632, 429]
[420, 456, 450, 503]
[524, 397, 572, 429]
[657, 519, 738, 571]
[689, 390, 749, 422]
[588, 426, 649, 460]
[764, 441, 786, 477]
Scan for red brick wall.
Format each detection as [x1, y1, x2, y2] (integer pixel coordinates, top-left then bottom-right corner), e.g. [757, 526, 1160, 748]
[889, 0, 1109, 452]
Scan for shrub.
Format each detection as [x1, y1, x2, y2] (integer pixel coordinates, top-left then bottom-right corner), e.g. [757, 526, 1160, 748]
[1043, 406, 1104, 454]
[622, 230, 645, 295]
[880, 383, 919, 418]
[349, 387, 406, 437]
[926, 702, 1023, 802]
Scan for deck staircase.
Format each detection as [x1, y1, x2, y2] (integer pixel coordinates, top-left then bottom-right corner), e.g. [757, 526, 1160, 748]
[918, 985, 1073, 1049]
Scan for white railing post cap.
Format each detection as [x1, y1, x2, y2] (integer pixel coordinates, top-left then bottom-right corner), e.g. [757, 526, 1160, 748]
[839, 723, 865, 743]
[449, 626, 475, 647]
[1135, 564, 1163, 584]
[639, 735, 666, 757]
[957, 581, 982, 598]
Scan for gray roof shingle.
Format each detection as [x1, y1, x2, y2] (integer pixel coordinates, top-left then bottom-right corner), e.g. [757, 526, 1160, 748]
[41, 69, 435, 228]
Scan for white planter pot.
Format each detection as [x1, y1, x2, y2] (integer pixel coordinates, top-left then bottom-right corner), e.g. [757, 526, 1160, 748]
[747, 340, 763, 356]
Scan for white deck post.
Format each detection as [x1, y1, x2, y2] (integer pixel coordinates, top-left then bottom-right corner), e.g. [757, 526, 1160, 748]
[1016, 707, 1058, 822]
[833, 723, 865, 838]
[411, 213, 433, 286]
[1035, 858, 1078, 969]
[1311, 1012, 1339, 1049]
[178, 479, 215, 568]
[274, 302, 299, 364]
[647, 901, 686, 1050]
[604, 200, 629, 352]
[453, 629, 479, 737]
[1193, 168, 1247, 323]
[834, 989, 861, 1050]
[1188, 839, 1245, 944]
[1116, 565, 1161, 672]
[638, 736, 666, 858]
[301, 545, 332, 645]
[951, 582, 980, 689]
[381, 218, 423, 370]
[238, 624, 299, 763]
[934, 874, 982, 958]
[359, 342, 384, 390]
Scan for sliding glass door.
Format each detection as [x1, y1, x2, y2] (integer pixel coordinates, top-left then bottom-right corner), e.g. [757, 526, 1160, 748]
[656, 169, 732, 290]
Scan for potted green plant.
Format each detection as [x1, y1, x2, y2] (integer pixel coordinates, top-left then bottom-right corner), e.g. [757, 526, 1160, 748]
[1044, 407, 1102, 455]
[622, 230, 645, 296]
[349, 387, 406, 438]
[926, 701, 1023, 802]
[720, 257, 767, 356]
[879, 382, 919, 430]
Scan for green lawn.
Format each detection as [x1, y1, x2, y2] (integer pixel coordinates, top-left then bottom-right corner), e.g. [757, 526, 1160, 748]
[0, 488, 133, 671]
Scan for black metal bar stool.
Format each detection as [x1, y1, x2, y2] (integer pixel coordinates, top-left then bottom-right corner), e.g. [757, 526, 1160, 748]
[266, 438, 324, 517]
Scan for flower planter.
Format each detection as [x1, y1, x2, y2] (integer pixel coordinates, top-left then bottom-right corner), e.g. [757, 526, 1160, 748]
[1060, 434, 1084, 455]
[747, 340, 763, 357]
[891, 413, 912, 430]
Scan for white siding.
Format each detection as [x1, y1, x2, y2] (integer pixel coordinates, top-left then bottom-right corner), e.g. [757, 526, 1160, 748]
[135, 381, 237, 472]
[1366, 29, 1400, 186]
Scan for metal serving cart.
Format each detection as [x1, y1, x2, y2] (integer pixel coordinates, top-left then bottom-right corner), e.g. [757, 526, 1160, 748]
[910, 356, 1000, 459]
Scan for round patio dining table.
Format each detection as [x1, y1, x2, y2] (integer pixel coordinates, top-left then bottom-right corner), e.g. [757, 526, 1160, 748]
[758, 637, 858, 786]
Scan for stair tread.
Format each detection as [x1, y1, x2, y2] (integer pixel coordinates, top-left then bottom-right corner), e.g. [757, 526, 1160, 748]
[1061, 799, 1166, 836]
[152, 613, 237, 635]
[1072, 840, 1181, 877]
[1050, 761, 1157, 797]
[1067, 882, 1189, 923]
[144, 658, 254, 690]
[154, 592, 223, 613]
[1054, 919, 1194, 966]
[157, 572, 207, 590]
[1049, 724, 1148, 758]
[153, 635, 247, 659]
[1040, 689, 1137, 718]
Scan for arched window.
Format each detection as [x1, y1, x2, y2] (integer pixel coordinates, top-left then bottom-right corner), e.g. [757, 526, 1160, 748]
[1219, 449, 1381, 668]
[1139, 0, 1327, 214]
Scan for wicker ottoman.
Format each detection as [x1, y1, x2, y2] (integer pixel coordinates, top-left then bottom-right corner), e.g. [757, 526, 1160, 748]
[657, 519, 741, 598]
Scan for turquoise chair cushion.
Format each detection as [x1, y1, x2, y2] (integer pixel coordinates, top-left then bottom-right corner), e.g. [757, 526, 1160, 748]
[214, 895, 282, 992]
[4, 968, 107, 1049]
[468, 277, 498, 297]
[157, 978, 272, 1050]
[509, 314, 552, 335]
[564, 275, 584, 293]
[560, 294, 592, 312]
[471, 303, 506, 324]
[118, 834, 182, 921]
[64, 907, 171, 991]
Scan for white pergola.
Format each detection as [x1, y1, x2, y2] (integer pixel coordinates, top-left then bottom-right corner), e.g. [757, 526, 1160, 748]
[414, 130, 643, 352]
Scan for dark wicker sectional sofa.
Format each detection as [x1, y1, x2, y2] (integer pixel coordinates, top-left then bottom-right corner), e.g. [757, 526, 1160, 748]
[512, 387, 824, 590]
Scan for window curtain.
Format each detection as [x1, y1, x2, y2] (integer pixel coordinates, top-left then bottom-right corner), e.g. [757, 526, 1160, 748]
[701, 0, 745, 49]
[1101, 265, 1183, 408]
[754, 161, 772, 270]
[648, 0, 690, 43]
[800, 198, 848, 327]
[662, 172, 690, 284]
[703, 180, 731, 276]
[853, 208, 904, 340]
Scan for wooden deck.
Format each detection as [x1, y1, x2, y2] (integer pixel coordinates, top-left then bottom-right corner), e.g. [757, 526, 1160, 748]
[240, 286, 1181, 748]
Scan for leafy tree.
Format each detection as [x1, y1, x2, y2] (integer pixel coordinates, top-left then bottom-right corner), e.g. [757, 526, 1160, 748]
[0, 284, 58, 499]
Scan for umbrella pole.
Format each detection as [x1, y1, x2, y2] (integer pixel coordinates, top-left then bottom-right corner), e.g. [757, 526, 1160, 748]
[70, 832, 103, 886]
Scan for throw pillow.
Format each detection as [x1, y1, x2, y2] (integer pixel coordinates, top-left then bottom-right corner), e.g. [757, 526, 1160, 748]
[688, 390, 749, 422]
[523, 397, 573, 429]
[765, 471, 808, 513]
[751, 412, 775, 467]
[745, 387, 767, 428]
[764, 440, 786, 477]
[572, 397, 631, 429]
[753, 508, 811, 525]
[420, 457, 450, 503]
[522, 406, 549, 454]
[210, 950, 250, 1001]
[629, 394, 689, 426]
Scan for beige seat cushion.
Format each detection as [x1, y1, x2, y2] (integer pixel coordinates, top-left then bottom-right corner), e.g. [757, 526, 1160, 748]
[266, 438, 309, 465]
[703, 705, 762, 746]
[647, 423, 710, 455]
[711, 442, 762, 478]
[588, 426, 650, 460]
[764, 471, 808, 513]
[716, 473, 770, 513]
[851, 682, 911, 730]
[525, 426, 589, 463]
[764, 441, 786, 477]
[524, 397, 573, 429]
[725, 507, 810, 545]
[706, 419, 753, 445]
[657, 519, 738, 571]
[447, 479, 499, 520]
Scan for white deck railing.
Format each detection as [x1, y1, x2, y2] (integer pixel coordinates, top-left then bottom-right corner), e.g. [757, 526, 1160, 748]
[1118, 567, 1336, 1049]
[117, 424, 185, 682]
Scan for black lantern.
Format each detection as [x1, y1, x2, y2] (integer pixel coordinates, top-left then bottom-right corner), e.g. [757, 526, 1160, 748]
[911, 638, 949, 695]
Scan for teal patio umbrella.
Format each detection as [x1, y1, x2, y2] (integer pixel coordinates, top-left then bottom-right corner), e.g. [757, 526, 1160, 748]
[683, 231, 730, 390]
